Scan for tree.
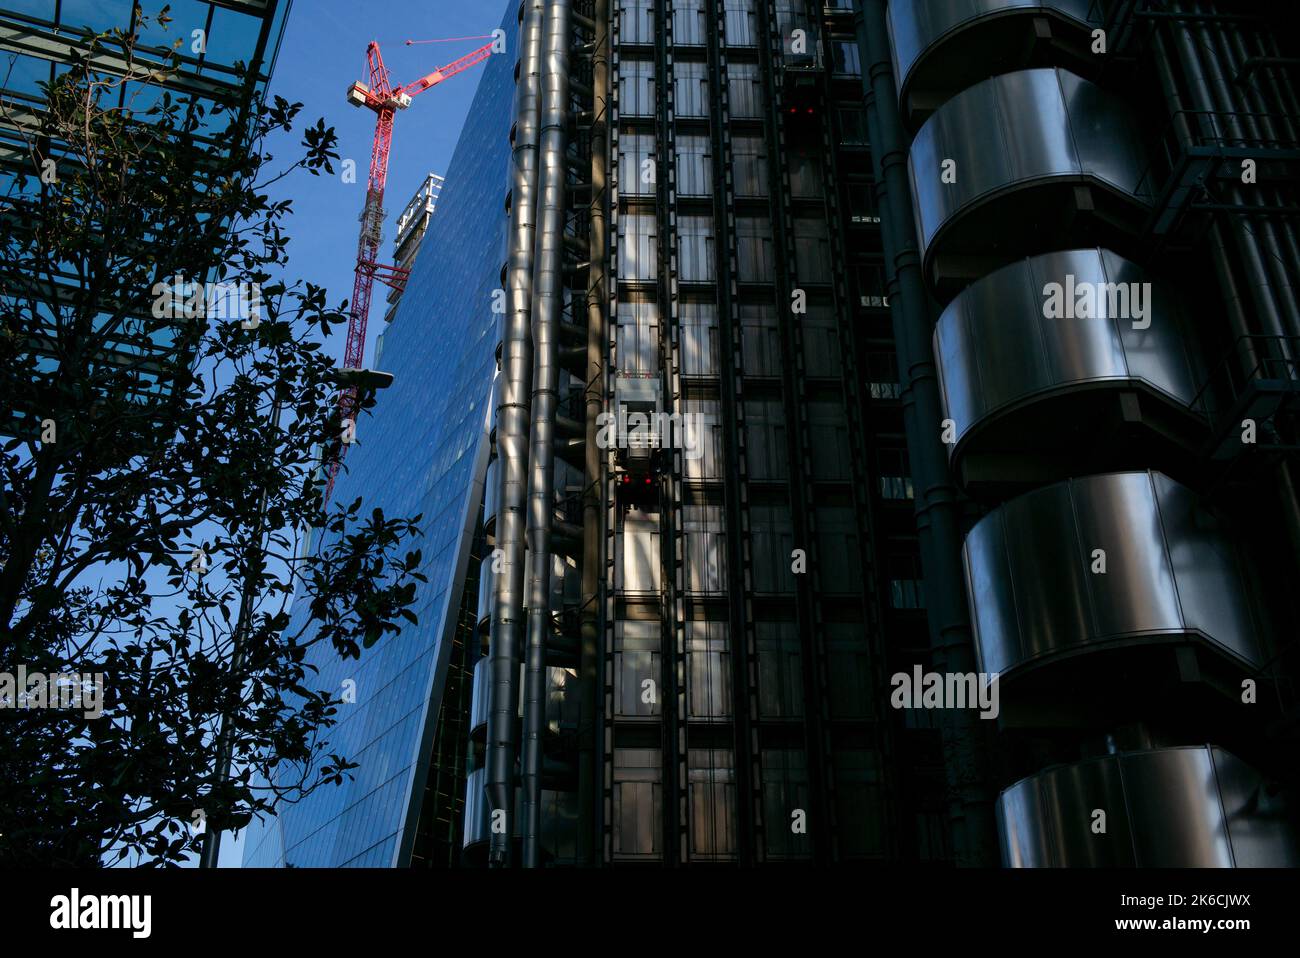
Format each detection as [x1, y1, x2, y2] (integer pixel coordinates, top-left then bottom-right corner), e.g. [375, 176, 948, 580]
[0, 9, 424, 866]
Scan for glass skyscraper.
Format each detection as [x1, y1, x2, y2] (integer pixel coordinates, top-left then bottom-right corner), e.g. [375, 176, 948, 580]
[240, 5, 517, 868]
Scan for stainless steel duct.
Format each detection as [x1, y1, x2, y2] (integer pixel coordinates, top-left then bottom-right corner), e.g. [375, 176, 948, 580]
[521, 0, 571, 869]
[489, 0, 544, 868]
[578, 0, 609, 868]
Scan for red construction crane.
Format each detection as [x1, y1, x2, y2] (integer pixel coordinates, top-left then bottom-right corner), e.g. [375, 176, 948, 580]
[323, 37, 495, 503]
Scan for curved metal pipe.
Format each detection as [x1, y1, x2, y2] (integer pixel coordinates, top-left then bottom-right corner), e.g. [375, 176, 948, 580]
[488, 0, 545, 868]
[522, 0, 571, 869]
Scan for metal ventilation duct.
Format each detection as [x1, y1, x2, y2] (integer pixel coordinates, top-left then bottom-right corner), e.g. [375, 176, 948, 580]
[908, 67, 1151, 295]
[488, 0, 545, 868]
[963, 471, 1267, 678]
[998, 746, 1300, 867]
[522, 0, 572, 868]
[464, 768, 524, 850]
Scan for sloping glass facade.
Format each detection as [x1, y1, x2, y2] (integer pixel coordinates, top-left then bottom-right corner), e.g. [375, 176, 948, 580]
[241, 3, 515, 868]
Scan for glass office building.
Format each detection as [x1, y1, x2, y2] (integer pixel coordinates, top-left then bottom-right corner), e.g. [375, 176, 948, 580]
[240, 5, 517, 868]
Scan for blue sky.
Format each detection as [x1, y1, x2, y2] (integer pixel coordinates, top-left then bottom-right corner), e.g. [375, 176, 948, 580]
[218, 0, 509, 867]
[263, 0, 507, 369]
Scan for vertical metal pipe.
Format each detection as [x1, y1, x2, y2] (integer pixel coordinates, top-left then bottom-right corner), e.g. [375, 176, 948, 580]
[1168, 5, 1300, 625]
[855, 0, 996, 867]
[1169, 3, 1291, 351]
[1151, 29, 1260, 372]
[578, 0, 610, 868]
[1213, 5, 1300, 569]
[1213, 7, 1300, 347]
[489, 0, 545, 868]
[1187, 2, 1300, 341]
[1258, 30, 1300, 136]
[1206, 0, 1300, 348]
[522, 0, 571, 868]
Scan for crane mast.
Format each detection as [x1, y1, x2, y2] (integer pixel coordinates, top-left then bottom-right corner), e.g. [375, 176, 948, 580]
[323, 38, 495, 503]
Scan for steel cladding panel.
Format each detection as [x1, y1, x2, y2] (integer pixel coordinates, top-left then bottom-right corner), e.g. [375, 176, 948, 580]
[963, 472, 1265, 679]
[1073, 472, 1183, 638]
[1003, 480, 1091, 666]
[936, 249, 1204, 451]
[1026, 249, 1130, 385]
[998, 68, 1076, 181]
[1152, 473, 1264, 663]
[907, 69, 1147, 257]
[1062, 68, 1151, 199]
[1120, 747, 1233, 867]
[1038, 757, 1134, 866]
[962, 509, 1019, 676]
[887, 0, 1097, 100]
[1212, 748, 1300, 867]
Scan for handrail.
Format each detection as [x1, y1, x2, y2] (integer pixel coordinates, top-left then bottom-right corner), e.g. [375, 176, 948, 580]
[1191, 333, 1300, 421]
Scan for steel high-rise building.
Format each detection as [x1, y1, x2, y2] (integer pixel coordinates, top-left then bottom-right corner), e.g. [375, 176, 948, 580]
[474, 0, 958, 867]
[857, 0, 1300, 867]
